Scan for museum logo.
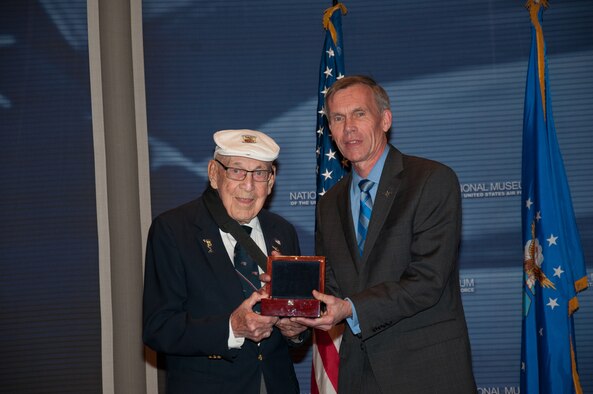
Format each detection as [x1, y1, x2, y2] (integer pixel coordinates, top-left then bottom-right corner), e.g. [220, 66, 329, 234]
[460, 277, 475, 293]
[460, 180, 521, 199]
[289, 191, 317, 207]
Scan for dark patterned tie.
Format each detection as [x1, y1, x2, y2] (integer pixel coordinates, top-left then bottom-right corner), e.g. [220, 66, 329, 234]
[357, 179, 374, 255]
[234, 226, 261, 299]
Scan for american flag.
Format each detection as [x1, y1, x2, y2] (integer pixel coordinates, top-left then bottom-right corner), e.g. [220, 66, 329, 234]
[312, 3, 348, 394]
[315, 3, 348, 198]
[520, 1, 588, 393]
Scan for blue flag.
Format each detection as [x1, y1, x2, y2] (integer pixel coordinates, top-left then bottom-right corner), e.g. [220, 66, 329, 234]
[520, 2, 588, 394]
[315, 3, 349, 199]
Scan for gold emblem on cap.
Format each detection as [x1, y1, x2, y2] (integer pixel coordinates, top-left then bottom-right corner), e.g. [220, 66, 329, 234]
[242, 135, 257, 143]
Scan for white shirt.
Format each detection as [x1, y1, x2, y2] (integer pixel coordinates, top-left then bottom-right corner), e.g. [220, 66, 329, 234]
[221, 217, 267, 348]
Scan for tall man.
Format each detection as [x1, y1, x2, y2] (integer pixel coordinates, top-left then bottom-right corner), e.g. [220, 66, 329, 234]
[295, 76, 476, 393]
[143, 129, 306, 393]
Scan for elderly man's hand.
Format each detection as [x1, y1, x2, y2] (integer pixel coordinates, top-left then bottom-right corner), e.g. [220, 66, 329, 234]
[230, 291, 279, 342]
[275, 318, 308, 340]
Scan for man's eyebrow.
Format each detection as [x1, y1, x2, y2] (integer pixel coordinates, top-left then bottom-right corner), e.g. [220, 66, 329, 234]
[329, 107, 366, 116]
[227, 161, 271, 170]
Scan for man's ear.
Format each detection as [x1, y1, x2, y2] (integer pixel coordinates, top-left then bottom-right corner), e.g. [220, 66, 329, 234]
[266, 165, 276, 194]
[207, 160, 219, 189]
[382, 109, 393, 133]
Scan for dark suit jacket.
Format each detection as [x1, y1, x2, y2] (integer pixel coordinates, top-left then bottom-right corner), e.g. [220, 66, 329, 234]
[143, 196, 301, 394]
[316, 146, 476, 394]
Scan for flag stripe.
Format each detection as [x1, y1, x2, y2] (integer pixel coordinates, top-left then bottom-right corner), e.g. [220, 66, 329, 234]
[315, 329, 340, 386]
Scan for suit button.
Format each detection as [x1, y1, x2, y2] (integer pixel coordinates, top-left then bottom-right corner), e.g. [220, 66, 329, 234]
[258, 354, 263, 361]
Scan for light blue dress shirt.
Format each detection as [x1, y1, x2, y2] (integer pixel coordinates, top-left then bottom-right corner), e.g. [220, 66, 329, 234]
[345, 146, 389, 335]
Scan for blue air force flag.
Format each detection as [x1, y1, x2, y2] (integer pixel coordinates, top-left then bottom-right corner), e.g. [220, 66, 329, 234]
[520, 2, 588, 394]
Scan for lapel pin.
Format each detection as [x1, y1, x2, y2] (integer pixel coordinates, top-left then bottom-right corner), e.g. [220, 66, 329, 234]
[272, 239, 282, 254]
[202, 239, 214, 253]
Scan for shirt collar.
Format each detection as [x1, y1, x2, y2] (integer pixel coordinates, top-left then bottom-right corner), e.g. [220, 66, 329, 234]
[351, 145, 389, 190]
[242, 216, 262, 235]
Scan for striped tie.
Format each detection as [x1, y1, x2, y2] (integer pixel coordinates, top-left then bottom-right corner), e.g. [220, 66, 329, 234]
[357, 179, 374, 255]
[234, 226, 261, 299]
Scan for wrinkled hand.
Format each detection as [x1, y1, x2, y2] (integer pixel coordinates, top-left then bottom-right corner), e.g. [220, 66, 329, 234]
[291, 290, 352, 331]
[275, 318, 308, 339]
[230, 291, 279, 342]
[259, 272, 272, 283]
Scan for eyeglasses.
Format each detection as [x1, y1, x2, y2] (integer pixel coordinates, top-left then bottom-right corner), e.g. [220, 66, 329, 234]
[214, 159, 273, 182]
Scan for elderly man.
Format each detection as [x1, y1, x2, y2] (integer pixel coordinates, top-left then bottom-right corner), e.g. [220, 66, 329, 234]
[143, 129, 305, 394]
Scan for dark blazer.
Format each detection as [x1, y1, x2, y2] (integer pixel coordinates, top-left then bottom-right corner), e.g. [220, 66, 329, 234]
[143, 196, 301, 394]
[316, 146, 476, 394]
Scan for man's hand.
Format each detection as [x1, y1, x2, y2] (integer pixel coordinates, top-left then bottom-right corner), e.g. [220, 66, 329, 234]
[259, 250, 278, 293]
[291, 290, 352, 331]
[259, 272, 272, 283]
[275, 318, 308, 339]
[230, 291, 279, 342]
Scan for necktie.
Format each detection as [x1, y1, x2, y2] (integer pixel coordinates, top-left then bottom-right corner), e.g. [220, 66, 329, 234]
[234, 225, 261, 298]
[357, 179, 374, 255]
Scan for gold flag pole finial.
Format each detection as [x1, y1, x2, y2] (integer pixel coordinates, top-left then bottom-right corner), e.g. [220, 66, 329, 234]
[323, 3, 348, 46]
[526, 0, 549, 119]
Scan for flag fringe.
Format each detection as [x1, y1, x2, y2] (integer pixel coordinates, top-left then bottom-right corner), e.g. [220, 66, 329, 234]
[570, 337, 583, 394]
[568, 296, 579, 316]
[323, 3, 348, 46]
[574, 275, 588, 293]
[569, 275, 589, 315]
[526, 0, 548, 118]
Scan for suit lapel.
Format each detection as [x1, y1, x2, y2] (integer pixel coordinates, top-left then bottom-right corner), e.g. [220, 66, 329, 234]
[258, 212, 279, 257]
[361, 147, 403, 262]
[192, 208, 245, 304]
[336, 173, 362, 273]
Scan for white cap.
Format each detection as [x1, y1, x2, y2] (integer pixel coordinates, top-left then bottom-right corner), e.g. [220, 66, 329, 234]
[213, 129, 280, 162]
